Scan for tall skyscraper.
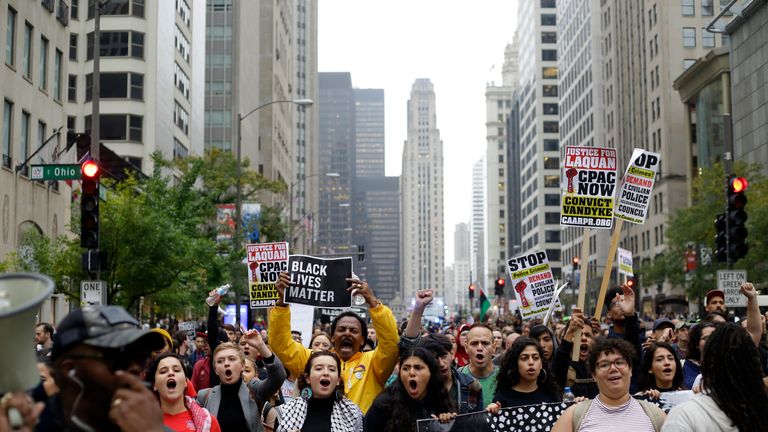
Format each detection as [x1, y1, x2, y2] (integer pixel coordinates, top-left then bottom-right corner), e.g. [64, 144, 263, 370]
[515, 0, 562, 279]
[557, 0, 611, 294]
[353, 88, 385, 178]
[485, 41, 517, 290]
[452, 223, 471, 311]
[352, 176, 400, 304]
[601, 0, 723, 313]
[70, 0, 206, 173]
[317, 72, 354, 254]
[470, 157, 485, 289]
[401, 79, 444, 300]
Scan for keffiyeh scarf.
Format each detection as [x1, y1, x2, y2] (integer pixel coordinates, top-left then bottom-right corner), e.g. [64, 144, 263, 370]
[185, 395, 214, 432]
[276, 397, 362, 432]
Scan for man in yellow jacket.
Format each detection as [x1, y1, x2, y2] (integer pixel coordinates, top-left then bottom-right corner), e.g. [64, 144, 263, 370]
[268, 272, 399, 413]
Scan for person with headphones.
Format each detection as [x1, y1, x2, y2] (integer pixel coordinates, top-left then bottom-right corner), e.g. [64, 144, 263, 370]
[50, 305, 171, 432]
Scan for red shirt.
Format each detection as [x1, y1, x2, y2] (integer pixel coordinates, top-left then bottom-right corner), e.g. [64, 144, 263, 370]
[163, 410, 221, 432]
[191, 358, 210, 392]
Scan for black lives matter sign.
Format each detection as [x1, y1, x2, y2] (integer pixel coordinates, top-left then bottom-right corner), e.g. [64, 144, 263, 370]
[285, 255, 352, 308]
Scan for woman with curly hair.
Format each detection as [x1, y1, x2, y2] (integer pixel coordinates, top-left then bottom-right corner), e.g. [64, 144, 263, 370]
[663, 323, 768, 431]
[149, 352, 222, 432]
[364, 346, 457, 432]
[492, 337, 560, 408]
[269, 350, 362, 432]
[636, 342, 684, 394]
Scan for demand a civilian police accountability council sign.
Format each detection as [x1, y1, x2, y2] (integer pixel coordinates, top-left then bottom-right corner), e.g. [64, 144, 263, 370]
[560, 146, 618, 229]
[614, 149, 661, 224]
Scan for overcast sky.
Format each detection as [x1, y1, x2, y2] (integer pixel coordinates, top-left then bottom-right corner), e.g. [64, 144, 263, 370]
[318, 1, 519, 265]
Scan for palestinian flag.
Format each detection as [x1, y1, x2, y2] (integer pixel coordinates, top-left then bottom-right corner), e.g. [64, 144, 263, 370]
[479, 288, 491, 321]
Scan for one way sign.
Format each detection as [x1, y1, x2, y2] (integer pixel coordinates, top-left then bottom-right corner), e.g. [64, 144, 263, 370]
[81, 280, 106, 306]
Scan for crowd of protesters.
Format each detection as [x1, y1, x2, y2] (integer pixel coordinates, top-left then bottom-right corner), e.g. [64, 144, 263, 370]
[2, 275, 768, 432]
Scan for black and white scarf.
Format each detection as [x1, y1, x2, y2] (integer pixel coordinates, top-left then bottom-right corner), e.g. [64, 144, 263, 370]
[276, 397, 362, 432]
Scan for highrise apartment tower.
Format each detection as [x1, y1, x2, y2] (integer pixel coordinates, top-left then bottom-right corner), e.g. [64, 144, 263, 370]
[353, 88, 385, 178]
[401, 79, 444, 300]
[515, 0, 562, 279]
[470, 156, 485, 289]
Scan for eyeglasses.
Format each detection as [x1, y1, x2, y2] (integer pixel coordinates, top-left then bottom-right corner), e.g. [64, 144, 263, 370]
[596, 358, 629, 371]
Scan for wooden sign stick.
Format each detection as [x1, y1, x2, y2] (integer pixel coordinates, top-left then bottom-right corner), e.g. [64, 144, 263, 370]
[571, 228, 592, 361]
[593, 218, 624, 319]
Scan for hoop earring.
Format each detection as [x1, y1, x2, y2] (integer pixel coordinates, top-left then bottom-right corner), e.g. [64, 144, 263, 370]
[538, 369, 548, 382]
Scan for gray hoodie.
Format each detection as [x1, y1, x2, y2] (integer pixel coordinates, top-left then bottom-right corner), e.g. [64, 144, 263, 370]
[661, 393, 738, 432]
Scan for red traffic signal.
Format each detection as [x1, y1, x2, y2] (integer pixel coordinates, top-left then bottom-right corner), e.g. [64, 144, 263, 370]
[82, 160, 100, 179]
[497, 278, 505, 287]
[729, 176, 748, 194]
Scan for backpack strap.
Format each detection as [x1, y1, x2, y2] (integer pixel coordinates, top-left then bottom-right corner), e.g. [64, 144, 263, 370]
[637, 400, 665, 432]
[262, 401, 272, 423]
[571, 399, 592, 431]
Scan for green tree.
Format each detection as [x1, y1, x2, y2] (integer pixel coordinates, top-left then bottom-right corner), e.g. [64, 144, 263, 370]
[641, 162, 767, 304]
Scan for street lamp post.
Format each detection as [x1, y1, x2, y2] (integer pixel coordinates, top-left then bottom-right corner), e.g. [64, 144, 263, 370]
[233, 98, 313, 328]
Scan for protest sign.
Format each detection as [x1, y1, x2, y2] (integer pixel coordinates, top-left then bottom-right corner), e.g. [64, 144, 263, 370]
[291, 303, 315, 348]
[615, 149, 661, 224]
[618, 247, 633, 276]
[246, 242, 288, 308]
[717, 269, 747, 307]
[320, 306, 368, 323]
[178, 321, 196, 341]
[286, 255, 353, 308]
[561, 146, 618, 229]
[506, 251, 557, 320]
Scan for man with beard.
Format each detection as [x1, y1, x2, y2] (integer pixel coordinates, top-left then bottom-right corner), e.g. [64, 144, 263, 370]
[268, 272, 399, 413]
[50, 305, 169, 432]
[459, 324, 498, 407]
[35, 322, 55, 360]
[705, 289, 727, 315]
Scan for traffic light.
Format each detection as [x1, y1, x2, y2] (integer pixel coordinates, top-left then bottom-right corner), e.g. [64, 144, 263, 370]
[468, 283, 475, 299]
[494, 277, 505, 296]
[80, 160, 100, 248]
[625, 277, 636, 290]
[572, 256, 580, 269]
[726, 176, 748, 262]
[714, 213, 727, 262]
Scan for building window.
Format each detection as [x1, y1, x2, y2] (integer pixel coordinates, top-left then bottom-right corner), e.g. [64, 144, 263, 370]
[543, 103, 558, 115]
[2, 100, 12, 168]
[720, 0, 732, 15]
[682, 0, 695, 15]
[543, 85, 558, 97]
[71, 0, 79, 20]
[541, 14, 556, 26]
[6, 7, 17, 67]
[90, 0, 144, 18]
[544, 175, 559, 187]
[20, 111, 30, 176]
[683, 27, 696, 48]
[22, 23, 33, 79]
[545, 194, 559, 206]
[174, 101, 189, 135]
[68, 75, 77, 102]
[37, 121, 45, 159]
[173, 138, 188, 159]
[543, 121, 559, 133]
[86, 31, 144, 59]
[175, 25, 190, 62]
[702, 0, 714, 15]
[541, 0, 556, 7]
[543, 156, 559, 169]
[174, 63, 190, 99]
[176, 0, 191, 26]
[85, 72, 143, 101]
[545, 212, 560, 224]
[53, 50, 62, 101]
[85, 114, 143, 141]
[541, 32, 556, 44]
[683, 59, 696, 69]
[39, 37, 49, 91]
[702, 30, 715, 48]
[542, 49, 557, 61]
[542, 67, 558, 79]
[57, 1, 70, 25]
[69, 33, 78, 60]
[544, 139, 559, 151]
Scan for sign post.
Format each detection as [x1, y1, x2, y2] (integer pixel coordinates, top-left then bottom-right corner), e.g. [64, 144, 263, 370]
[30, 164, 82, 181]
[717, 270, 747, 307]
[80, 280, 106, 306]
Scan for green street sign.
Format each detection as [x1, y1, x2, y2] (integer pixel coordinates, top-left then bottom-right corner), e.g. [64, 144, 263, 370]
[30, 164, 82, 180]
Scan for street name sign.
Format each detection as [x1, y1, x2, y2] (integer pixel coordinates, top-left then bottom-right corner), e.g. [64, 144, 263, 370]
[30, 164, 81, 181]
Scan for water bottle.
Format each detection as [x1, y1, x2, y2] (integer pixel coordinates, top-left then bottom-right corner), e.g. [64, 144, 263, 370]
[206, 284, 231, 306]
[351, 272, 366, 306]
[563, 386, 575, 403]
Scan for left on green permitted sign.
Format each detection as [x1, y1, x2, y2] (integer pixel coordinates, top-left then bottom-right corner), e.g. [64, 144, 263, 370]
[30, 164, 82, 180]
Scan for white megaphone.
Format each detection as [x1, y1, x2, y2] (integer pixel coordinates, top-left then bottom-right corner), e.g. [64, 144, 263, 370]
[0, 272, 54, 392]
